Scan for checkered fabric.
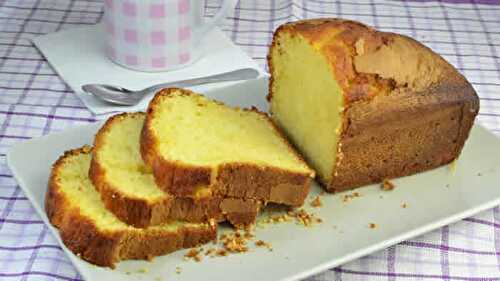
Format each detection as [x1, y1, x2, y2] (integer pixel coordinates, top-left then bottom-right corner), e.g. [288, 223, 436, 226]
[1, 0, 499, 280]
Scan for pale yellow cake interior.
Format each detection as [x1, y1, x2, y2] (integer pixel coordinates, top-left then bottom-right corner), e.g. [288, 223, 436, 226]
[54, 150, 185, 232]
[150, 92, 312, 174]
[97, 114, 165, 200]
[270, 32, 344, 183]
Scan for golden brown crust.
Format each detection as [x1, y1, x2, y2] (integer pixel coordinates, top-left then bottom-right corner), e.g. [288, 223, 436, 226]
[328, 76, 479, 192]
[92, 112, 260, 227]
[46, 146, 216, 268]
[141, 89, 314, 206]
[267, 18, 479, 192]
[170, 197, 260, 227]
[214, 163, 311, 207]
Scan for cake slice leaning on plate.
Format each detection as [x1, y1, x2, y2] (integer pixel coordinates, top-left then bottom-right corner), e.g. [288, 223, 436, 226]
[268, 18, 479, 192]
[45, 146, 216, 268]
[90, 112, 261, 228]
[141, 88, 315, 206]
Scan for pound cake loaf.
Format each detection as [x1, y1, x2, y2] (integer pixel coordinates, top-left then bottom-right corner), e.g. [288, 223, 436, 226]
[141, 88, 315, 206]
[268, 19, 479, 192]
[90, 112, 260, 228]
[46, 146, 216, 268]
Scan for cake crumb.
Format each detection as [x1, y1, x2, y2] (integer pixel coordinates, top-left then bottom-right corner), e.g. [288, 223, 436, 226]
[184, 248, 202, 262]
[401, 202, 407, 208]
[204, 247, 216, 256]
[381, 179, 395, 191]
[175, 266, 182, 274]
[137, 267, 148, 273]
[255, 240, 273, 251]
[477, 172, 482, 176]
[261, 213, 290, 224]
[216, 249, 228, 257]
[445, 184, 450, 188]
[290, 208, 322, 226]
[369, 223, 377, 229]
[258, 208, 321, 227]
[125, 272, 131, 275]
[342, 192, 362, 203]
[201, 227, 260, 259]
[222, 231, 249, 253]
[310, 196, 322, 208]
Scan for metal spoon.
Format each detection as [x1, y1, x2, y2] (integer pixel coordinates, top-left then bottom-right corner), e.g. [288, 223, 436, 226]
[81, 68, 260, 106]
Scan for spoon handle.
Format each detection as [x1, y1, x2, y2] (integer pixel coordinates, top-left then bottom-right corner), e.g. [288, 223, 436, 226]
[142, 68, 260, 95]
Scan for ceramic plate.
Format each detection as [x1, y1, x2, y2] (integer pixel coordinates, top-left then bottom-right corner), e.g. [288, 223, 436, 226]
[7, 78, 500, 281]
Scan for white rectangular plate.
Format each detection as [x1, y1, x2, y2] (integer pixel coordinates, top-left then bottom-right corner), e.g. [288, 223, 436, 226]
[7, 78, 500, 281]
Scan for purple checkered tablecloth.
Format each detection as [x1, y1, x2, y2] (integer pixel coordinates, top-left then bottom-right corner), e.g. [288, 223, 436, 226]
[1, 0, 500, 280]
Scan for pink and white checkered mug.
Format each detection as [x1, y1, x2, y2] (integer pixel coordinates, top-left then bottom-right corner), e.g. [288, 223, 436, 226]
[103, 0, 237, 72]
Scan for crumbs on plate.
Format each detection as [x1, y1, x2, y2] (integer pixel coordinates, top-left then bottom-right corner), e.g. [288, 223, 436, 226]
[258, 208, 322, 227]
[342, 192, 361, 203]
[183, 207, 323, 263]
[184, 226, 275, 262]
[204, 247, 216, 256]
[255, 240, 273, 251]
[381, 179, 395, 191]
[291, 208, 323, 226]
[222, 230, 249, 253]
[184, 248, 202, 262]
[310, 196, 322, 208]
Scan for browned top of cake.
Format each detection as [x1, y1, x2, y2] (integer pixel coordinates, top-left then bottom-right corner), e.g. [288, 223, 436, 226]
[272, 18, 462, 104]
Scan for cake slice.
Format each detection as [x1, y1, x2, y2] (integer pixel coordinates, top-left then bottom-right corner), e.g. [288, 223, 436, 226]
[268, 19, 479, 192]
[141, 88, 315, 206]
[90, 112, 260, 228]
[45, 146, 216, 268]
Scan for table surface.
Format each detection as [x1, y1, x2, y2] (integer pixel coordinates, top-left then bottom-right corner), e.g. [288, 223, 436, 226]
[1, 0, 500, 280]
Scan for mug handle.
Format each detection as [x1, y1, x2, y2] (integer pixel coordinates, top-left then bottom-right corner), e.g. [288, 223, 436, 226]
[194, 0, 238, 39]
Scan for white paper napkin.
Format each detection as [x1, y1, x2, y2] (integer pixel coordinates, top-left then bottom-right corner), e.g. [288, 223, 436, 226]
[33, 24, 265, 115]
